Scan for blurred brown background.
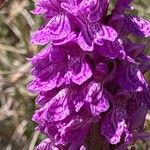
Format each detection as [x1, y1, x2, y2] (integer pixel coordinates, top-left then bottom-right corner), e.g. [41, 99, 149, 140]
[0, 0, 150, 150]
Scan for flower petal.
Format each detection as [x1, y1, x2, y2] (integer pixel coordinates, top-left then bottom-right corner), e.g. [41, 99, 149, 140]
[84, 82, 110, 116]
[87, 22, 118, 42]
[69, 57, 93, 85]
[46, 13, 71, 40]
[97, 39, 126, 59]
[78, 28, 94, 51]
[127, 92, 148, 130]
[31, 26, 51, 45]
[125, 14, 150, 37]
[78, 0, 97, 13]
[28, 64, 65, 92]
[55, 115, 90, 146]
[116, 61, 147, 92]
[88, 0, 109, 22]
[31, 13, 71, 45]
[53, 31, 77, 45]
[101, 106, 128, 144]
[33, 88, 74, 123]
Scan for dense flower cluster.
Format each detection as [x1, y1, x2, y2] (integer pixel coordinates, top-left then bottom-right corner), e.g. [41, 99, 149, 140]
[28, 0, 150, 149]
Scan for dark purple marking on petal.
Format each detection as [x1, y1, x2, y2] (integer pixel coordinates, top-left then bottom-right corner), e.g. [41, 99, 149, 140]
[46, 13, 71, 40]
[78, 28, 94, 51]
[116, 62, 147, 92]
[125, 14, 150, 37]
[98, 39, 125, 59]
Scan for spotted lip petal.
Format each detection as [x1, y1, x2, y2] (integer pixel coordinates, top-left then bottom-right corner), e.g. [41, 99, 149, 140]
[31, 13, 71, 45]
[31, 25, 51, 45]
[90, 94, 109, 117]
[101, 93, 131, 144]
[27, 64, 65, 92]
[78, 22, 118, 51]
[123, 39, 145, 59]
[87, 0, 109, 22]
[87, 22, 118, 42]
[53, 31, 77, 45]
[68, 57, 93, 85]
[61, 0, 98, 16]
[127, 92, 148, 130]
[46, 88, 74, 122]
[125, 14, 150, 37]
[35, 138, 57, 150]
[33, 88, 74, 123]
[78, 0, 97, 14]
[116, 61, 147, 92]
[101, 111, 125, 145]
[30, 45, 52, 76]
[84, 81, 110, 116]
[55, 116, 90, 146]
[35, 88, 58, 107]
[46, 13, 71, 40]
[97, 39, 126, 59]
[28, 45, 69, 93]
[78, 27, 94, 51]
[28, 51, 93, 93]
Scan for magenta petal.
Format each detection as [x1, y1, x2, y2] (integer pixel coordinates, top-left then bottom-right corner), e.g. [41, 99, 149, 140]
[33, 88, 73, 123]
[84, 82, 109, 116]
[31, 13, 71, 45]
[116, 62, 147, 92]
[35, 139, 51, 150]
[127, 92, 148, 130]
[78, 28, 94, 52]
[31, 26, 51, 45]
[87, 22, 118, 42]
[90, 95, 109, 117]
[101, 92, 133, 145]
[46, 13, 71, 40]
[53, 32, 77, 45]
[55, 116, 90, 145]
[88, 0, 109, 21]
[101, 104, 128, 144]
[96, 24, 118, 42]
[126, 14, 150, 37]
[46, 88, 73, 122]
[64, 56, 93, 85]
[61, 2, 78, 15]
[78, 0, 97, 13]
[98, 39, 126, 59]
[70, 57, 93, 85]
[68, 122, 90, 150]
[27, 64, 65, 92]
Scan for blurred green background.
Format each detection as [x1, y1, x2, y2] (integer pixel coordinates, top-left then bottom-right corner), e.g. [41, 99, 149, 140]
[0, 0, 150, 150]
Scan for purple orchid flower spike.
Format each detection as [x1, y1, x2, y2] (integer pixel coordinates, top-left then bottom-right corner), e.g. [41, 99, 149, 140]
[28, 0, 150, 149]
